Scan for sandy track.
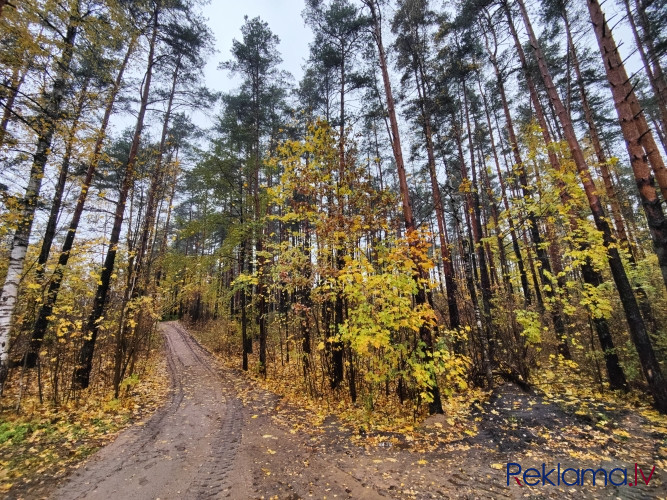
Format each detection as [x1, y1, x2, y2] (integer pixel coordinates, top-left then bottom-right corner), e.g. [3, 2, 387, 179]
[54, 322, 246, 499]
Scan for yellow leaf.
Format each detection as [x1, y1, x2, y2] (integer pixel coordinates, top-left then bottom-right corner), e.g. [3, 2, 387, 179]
[612, 429, 630, 439]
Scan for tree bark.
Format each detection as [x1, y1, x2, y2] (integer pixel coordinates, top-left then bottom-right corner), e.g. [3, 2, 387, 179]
[586, 0, 667, 292]
[132, 56, 181, 294]
[0, 66, 26, 148]
[493, 10, 572, 359]
[481, 37, 533, 307]
[453, 117, 494, 387]
[502, 3, 628, 385]
[477, 75, 514, 297]
[461, 79, 496, 380]
[563, 12, 630, 250]
[412, 51, 460, 334]
[35, 79, 89, 282]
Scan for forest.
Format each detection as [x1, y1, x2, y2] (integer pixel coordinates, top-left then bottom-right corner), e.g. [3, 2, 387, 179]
[1, 0, 667, 495]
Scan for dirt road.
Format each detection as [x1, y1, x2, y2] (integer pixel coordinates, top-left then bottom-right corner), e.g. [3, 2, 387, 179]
[53, 322, 666, 499]
[54, 322, 383, 499]
[54, 322, 246, 499]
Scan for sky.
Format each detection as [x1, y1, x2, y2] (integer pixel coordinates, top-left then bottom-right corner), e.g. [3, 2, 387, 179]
[202, 0, 313, 95]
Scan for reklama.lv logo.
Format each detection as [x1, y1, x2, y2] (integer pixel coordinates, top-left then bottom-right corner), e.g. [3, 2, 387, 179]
[506, 463, 657, 487]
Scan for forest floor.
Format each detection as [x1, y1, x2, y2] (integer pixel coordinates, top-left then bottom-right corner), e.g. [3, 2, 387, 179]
[6, 321, 667, 499]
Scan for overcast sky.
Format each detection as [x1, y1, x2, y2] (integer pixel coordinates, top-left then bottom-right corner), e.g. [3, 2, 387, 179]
[202, 0, 313, 95]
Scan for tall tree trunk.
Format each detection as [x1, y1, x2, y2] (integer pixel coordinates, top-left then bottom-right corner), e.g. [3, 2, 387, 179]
[502, 4, 626, 383]
[476, 76, 531, 375]
[147, 147, 177, 280]
[517, 0, 666, 410]
[35, 79, 89, 281]
[131, 56, 181, 296]
[26, 33, 137, 369]
[240, 239, 249, 371]
[481, 45, 533, 307]
[490, 12, 572, 358]
[22, 79, 89, 366]
[586, 0, 667, 292]
[330, 46, 347, 390]
[477, 76, 514, 297]
[0, 10, 79, 390]
[453, 118, 494, 387]
[73, 11, 158, 390]
[255, 88, 267, 377]
[154, 165, 177, 287]
[113, 74, 179, 395]
[564, 4, 655, 349]
[413, 59, 460, 334]
[563, 12, 630, 250]
[365, 0, 442, 414]
[300, 216, 312, 375]
[461, 79, 496, 379]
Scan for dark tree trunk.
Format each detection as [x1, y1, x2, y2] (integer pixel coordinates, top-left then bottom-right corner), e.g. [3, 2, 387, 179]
[26, 33, 137, 369]
[564, 13, 630, 250]
[502, 4, 573, 360]
[461, 81, 496, 380]
[481, 39, 533, 307]
[413, 58, 460, 334]
[477, 76, 513, 298]
[624, 0, 667, 137]
[453, 118, 493, 388]
[501, 4, 626, 384]
[131, 56, 181, 297]
[0, 66, 27, 148]
[73, 10, 159, 390]
[35, 80, 89, 282]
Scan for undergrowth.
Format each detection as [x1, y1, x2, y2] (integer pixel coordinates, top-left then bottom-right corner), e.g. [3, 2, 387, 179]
[0, 337, 169, 495]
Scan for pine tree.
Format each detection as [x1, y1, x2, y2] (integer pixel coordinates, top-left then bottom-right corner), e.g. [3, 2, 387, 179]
[221, 16, 287, 376]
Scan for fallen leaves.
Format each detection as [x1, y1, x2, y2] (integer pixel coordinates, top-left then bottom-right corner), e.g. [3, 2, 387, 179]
[0, 348, 169, 496]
